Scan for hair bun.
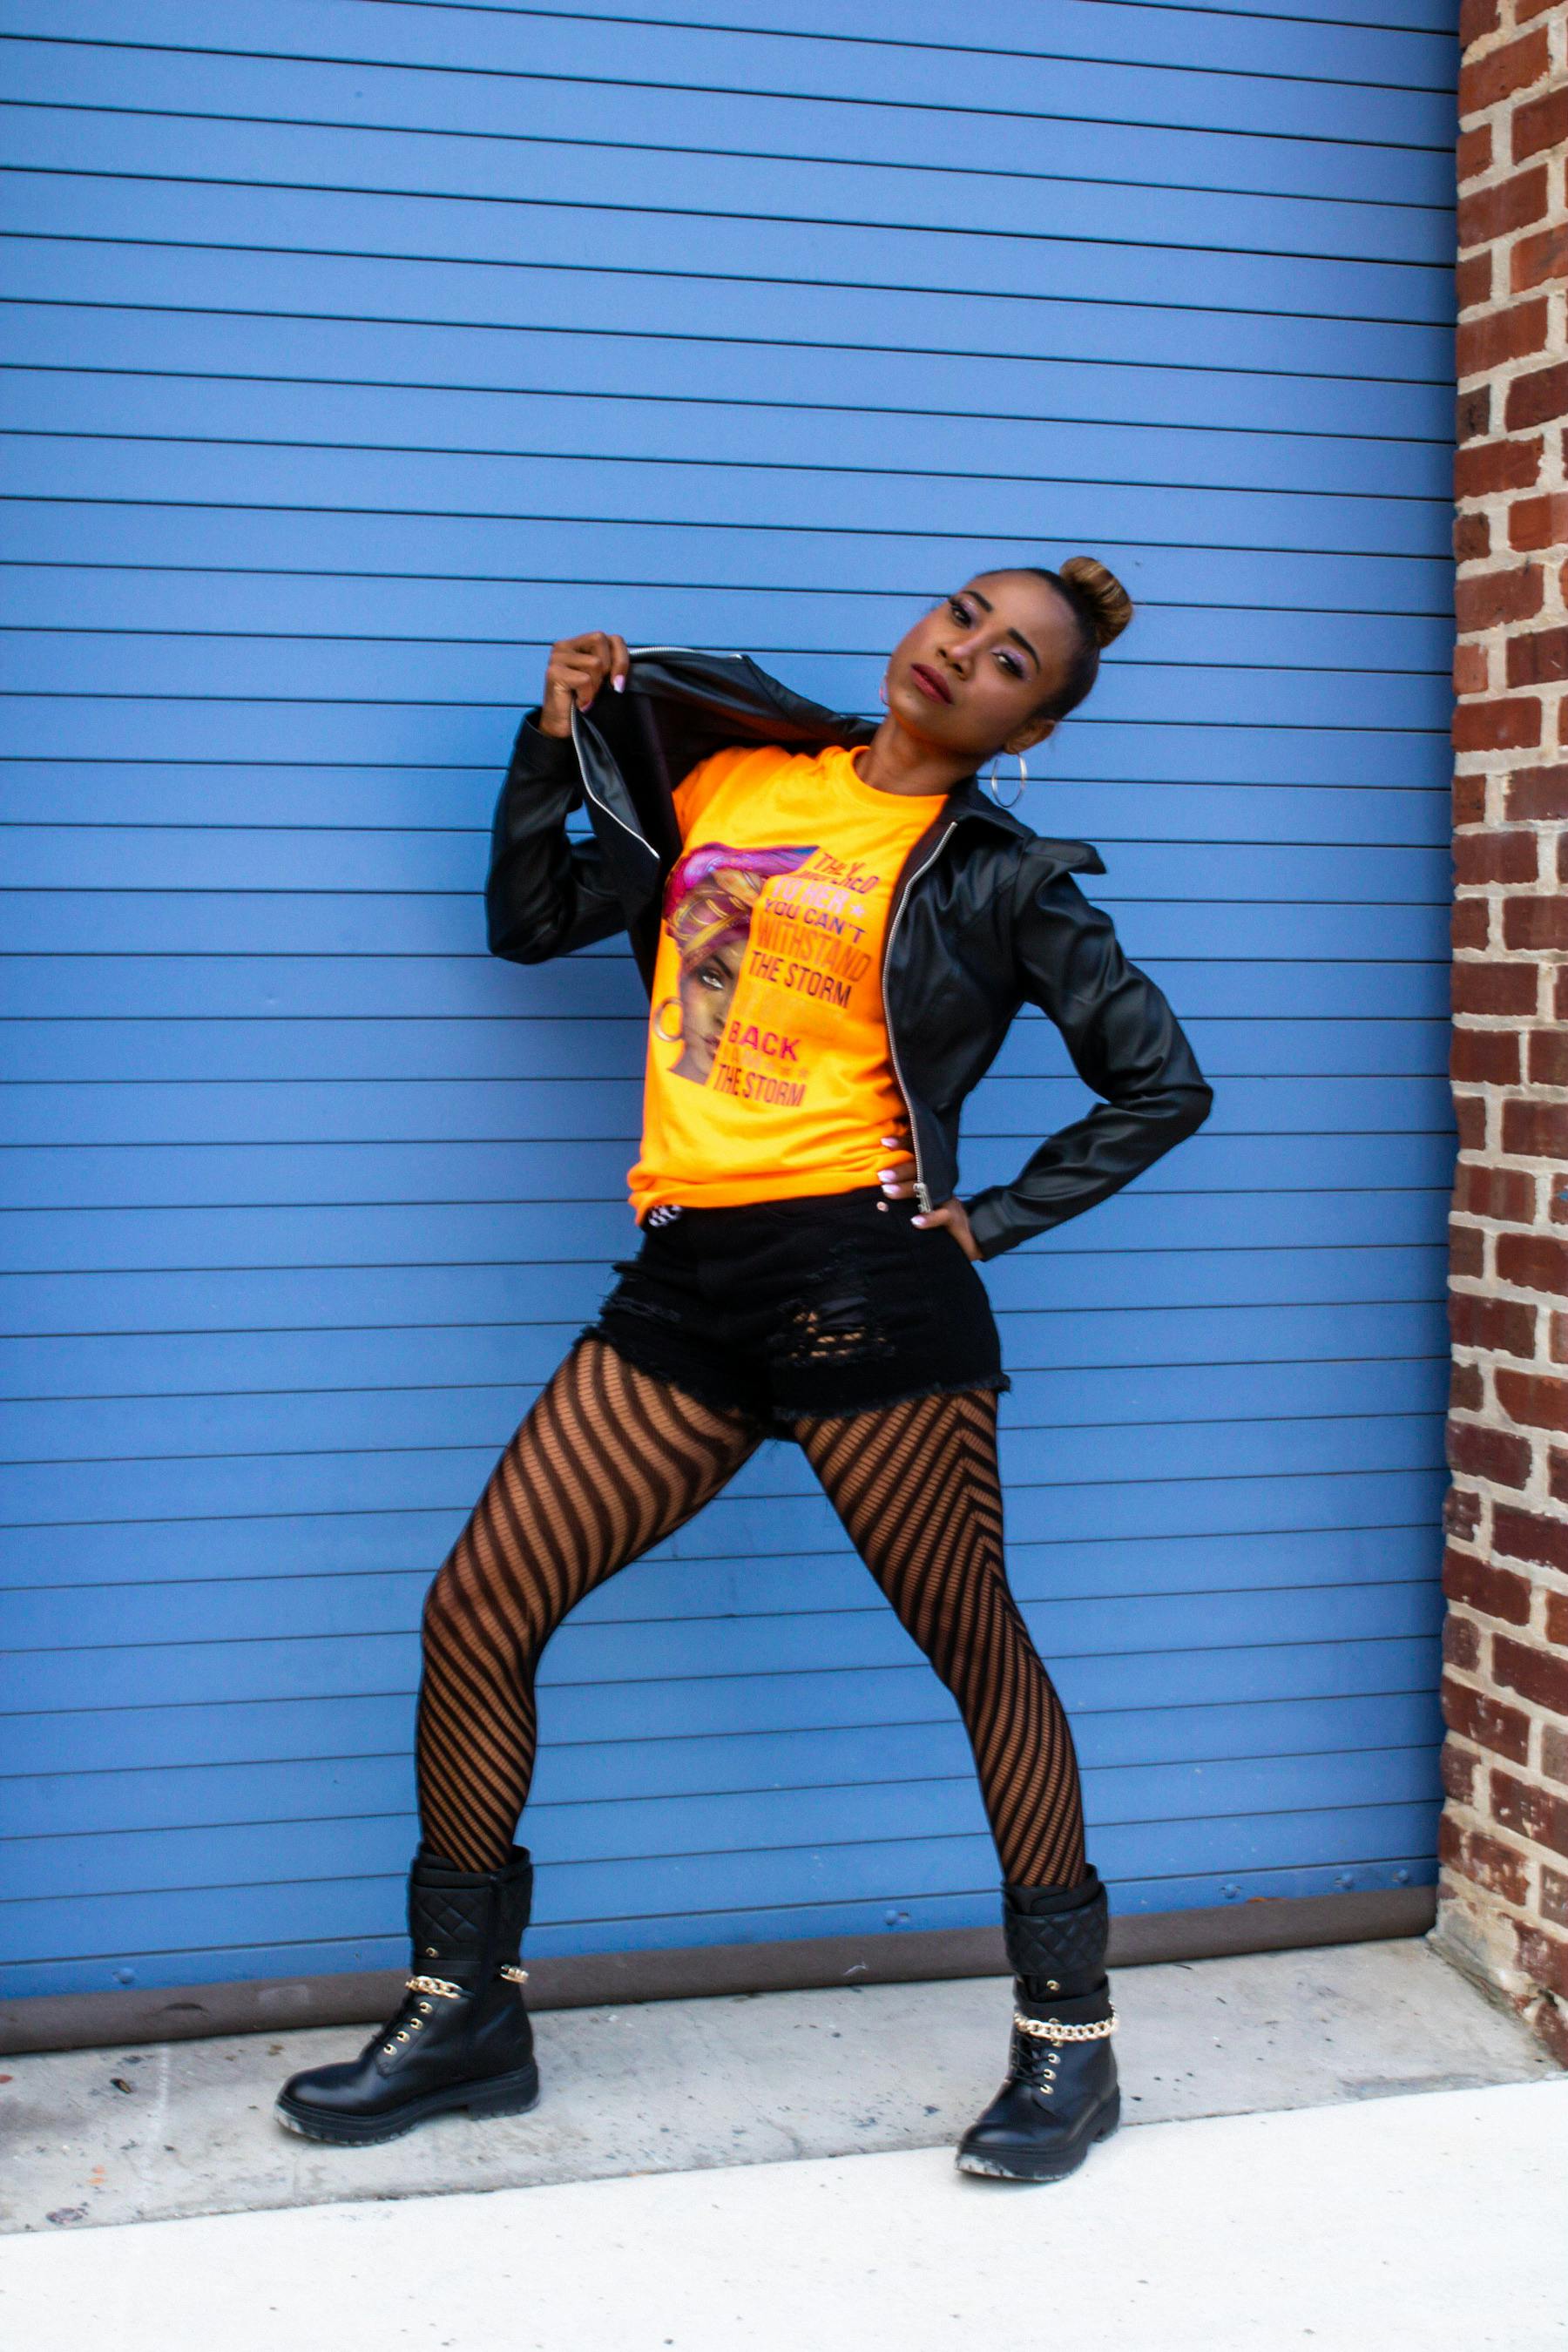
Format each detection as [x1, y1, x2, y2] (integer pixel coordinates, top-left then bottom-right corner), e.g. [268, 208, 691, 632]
[1058, 555, 1133, 647]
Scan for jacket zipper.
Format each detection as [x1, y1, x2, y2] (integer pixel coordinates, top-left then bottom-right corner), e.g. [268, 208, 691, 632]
[569, 648, 747, 858]
[882, 818, 956, 1213]
[568, 705, 659, 862]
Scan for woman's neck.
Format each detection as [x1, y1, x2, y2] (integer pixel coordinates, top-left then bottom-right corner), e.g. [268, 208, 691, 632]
[850, 718, 975, 799]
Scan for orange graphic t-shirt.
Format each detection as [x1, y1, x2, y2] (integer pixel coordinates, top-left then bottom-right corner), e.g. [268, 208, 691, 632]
[625, 742, 950, 1218]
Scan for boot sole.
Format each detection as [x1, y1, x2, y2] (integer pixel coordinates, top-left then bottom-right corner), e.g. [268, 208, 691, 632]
[274, 2059, 540, 2147]
[955, 2090, 1120, 2183]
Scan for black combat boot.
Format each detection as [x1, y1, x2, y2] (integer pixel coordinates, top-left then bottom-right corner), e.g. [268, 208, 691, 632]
[274, 1843, 539, 2146]
[956, 1863, 1120, 2182]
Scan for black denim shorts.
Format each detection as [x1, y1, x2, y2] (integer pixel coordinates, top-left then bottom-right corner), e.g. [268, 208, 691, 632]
[578, 1184, 1010, 1430]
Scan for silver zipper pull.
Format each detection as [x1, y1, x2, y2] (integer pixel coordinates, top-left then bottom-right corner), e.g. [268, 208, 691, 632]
[914, 1181, 934, 1213]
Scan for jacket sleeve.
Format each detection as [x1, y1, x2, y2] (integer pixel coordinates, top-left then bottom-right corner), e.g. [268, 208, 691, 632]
[961, 861, 1213, 1261]
[484, 711, 631, 963]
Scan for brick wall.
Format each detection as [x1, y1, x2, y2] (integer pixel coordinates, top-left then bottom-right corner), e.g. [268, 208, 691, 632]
[1439, 0, 1568, 2061]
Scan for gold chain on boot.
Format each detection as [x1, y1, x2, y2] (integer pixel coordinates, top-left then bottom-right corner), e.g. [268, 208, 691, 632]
[1013, 2009, 1118, 2043]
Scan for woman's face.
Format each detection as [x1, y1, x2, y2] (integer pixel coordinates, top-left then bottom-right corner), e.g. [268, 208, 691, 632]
[674, 935, 747, 1078]
[882, 571, 1080, 763]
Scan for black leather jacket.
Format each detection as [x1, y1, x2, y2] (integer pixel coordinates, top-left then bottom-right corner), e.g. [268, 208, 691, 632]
[485, 646, 1212, 1260]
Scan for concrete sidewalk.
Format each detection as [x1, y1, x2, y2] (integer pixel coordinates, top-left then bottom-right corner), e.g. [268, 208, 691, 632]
[2, 2078, 1565, 2350]
[2, 1936, 1559, 2238]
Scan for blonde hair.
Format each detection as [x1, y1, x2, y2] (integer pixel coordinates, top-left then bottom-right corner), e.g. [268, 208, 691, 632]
[1057, 554, 1134, 649]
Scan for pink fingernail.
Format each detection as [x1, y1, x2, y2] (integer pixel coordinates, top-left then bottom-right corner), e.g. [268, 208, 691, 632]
[612, 674, 625, 693]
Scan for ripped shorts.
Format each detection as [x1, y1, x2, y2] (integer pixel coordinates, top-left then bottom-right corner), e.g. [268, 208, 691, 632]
[578, 1183, 1010, 1430]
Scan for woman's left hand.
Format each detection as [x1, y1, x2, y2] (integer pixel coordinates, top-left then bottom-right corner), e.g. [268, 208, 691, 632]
[877, 1137, 982, 1260]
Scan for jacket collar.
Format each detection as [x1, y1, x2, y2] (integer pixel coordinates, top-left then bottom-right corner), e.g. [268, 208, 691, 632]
[620, 644, 1105, 878]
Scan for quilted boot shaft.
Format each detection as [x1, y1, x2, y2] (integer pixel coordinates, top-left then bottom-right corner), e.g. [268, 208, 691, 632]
[1002, 1864, 1110, 2000]
[409, 1842, 533, 1984]
[275, 1845, 539, 2147]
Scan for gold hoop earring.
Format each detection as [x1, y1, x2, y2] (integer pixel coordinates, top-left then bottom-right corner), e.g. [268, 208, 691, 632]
[983, 750, 1028, 808]
[653, 994, 685, 1042]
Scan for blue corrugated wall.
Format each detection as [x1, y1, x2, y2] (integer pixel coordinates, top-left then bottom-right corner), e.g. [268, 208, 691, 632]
[1, 0, 1457, 1999]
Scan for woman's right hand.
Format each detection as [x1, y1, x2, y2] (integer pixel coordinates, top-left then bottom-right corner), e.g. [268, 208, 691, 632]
[537, 632, 632, 738]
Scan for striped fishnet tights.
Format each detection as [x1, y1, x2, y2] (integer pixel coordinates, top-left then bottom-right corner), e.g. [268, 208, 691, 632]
[416, 1334, 1088, 1889]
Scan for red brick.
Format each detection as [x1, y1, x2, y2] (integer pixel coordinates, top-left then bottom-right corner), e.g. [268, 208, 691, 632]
[1445, 1479, 1484, 1539]
[1509, 364, 1568, 434]
[1513, 226, 1568, 294]
[1458, 0, 1499, 46]
[1457, 250, 1493, 311]
[1497, 1366, 1568, 1431]
[1557, 968, 1568, 1021]
[1503, 1098, 1568, 1158]
[1508, 625, 1568, 686]
[1506, 761, 1568, 820]
[1495, 1504, 1568, 1576]
[1546, 1589, 1568, 1647]
[1454, 829, 1539, 887]
[1451, 1027, 1521, 1084]
[1551, 1309, 1568, 1363]
[1516, 1921, 1568, 2002]
[1452, 896, 1490, 950]
[1443, 1673, 1532, 1761]
[1493, 1767, 1568, 1861]
[1459, 166, 1550, 251]
[1460, 25, 1551, 117]
[1456, 564, 1544, 633]
[1455, 772, 1487, 827]
[1440, 1813, 1533, 1903]
[1448, 1415, 1534, 1487]
[1545, 1720, 1568, 1782]
[1510, 488, 1568, 549]
[1450, 1220, 1488, 1284]
[1444, 1545, 1535, 1623]
[1456, 510, 1492, 561]
[1453, 695, 1544, 751]
[1445, 1607, 1484, 1669]
[1442, 1736, 1478, 1804]
[1544, 1866, 1568, 1929]
[1460, 436, 1544, 500]
[1513, 85, 1567, 163]
[1452, 1359, 1485, 1413]
[1529, 1997, 1568, 2065]
[1459, 119, 1493, 179]
[1450, 1290, 1538, 1358]
[1454, 1160, 1536, 1222]
[1455, 1095, 1487, 1152]
[1457, 385, 1492, 443]
[1463, 303, 1551, 382]
[1497, 1231, 1568, 1295]
[1503, 893, 1568, 951]
[1495, 1634, 1568, 1717]
[1528, 1030, 1568, 1085]
[1455, 640, 1490, 695]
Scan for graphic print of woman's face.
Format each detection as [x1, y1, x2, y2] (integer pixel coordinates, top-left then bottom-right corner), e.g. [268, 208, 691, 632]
[673, 930, 747, 1082]
[657, 841, 816, 1087]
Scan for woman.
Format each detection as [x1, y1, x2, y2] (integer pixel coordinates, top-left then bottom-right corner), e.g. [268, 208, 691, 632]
[276, 560, 1213, 2184]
